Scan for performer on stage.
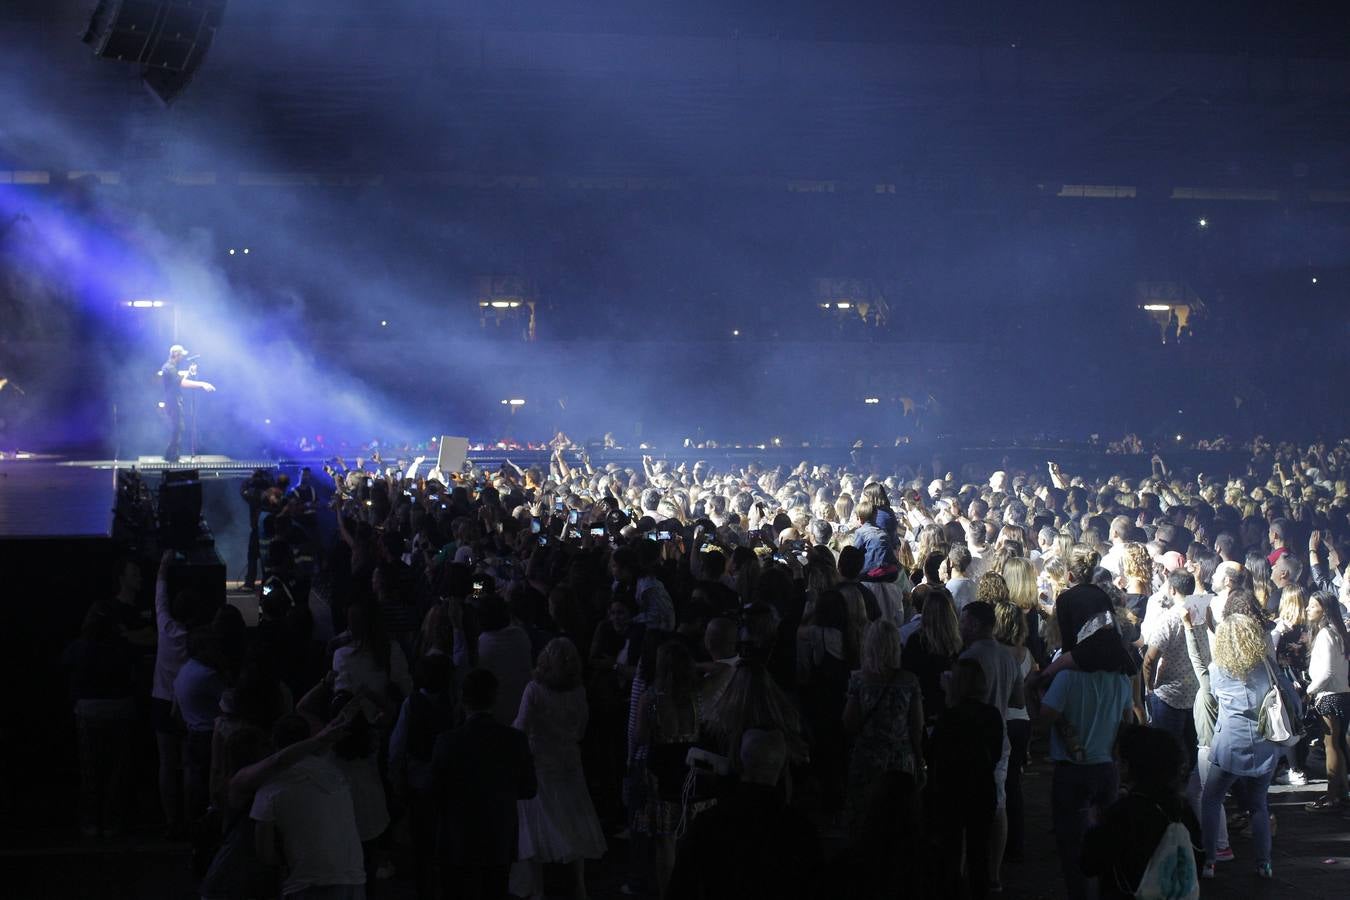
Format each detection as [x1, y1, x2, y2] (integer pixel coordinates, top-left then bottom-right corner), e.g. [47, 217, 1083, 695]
[159, 344, 215, 462]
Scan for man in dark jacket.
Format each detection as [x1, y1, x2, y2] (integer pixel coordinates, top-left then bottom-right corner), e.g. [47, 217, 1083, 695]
[431, 668, 536, 900]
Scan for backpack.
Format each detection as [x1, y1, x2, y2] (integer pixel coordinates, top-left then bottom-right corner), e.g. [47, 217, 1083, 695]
[1132, 816, 1199, 900]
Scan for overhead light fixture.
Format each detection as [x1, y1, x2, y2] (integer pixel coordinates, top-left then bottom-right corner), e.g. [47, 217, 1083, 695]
[835, 302, 851, 309]
[490, 300, 512, 309]
[1142, 304, 1171, 312]
[501, 398, 525, 406]
[127, 299, 166, 308]
[864, 397, 880, 404]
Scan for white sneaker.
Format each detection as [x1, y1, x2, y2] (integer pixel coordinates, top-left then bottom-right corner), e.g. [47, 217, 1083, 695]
[1288, 769, 1308, 786]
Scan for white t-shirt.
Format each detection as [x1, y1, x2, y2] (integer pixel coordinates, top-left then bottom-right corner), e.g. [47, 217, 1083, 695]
[251, 754, 366, 895]
[946, 576, 976, 610]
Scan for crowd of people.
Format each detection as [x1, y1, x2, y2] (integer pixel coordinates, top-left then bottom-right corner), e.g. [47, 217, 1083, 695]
[61, 437, 1350, 899]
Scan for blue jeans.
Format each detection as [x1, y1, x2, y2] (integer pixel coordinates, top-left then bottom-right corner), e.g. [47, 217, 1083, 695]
[1147, 693, 1198, 773]
[1200, 762, 1273, 865]
[1052, 761, 1119, 900]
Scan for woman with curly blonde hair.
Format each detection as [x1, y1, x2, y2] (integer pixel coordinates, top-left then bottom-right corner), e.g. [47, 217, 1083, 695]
[1197, 613, 1280, 880]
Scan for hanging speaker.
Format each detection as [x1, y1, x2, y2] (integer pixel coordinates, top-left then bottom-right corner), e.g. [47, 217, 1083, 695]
[82, 1, 227, 106]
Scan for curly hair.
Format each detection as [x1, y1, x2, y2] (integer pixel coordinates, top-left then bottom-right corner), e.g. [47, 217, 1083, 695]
[976, 572, 1010, 605]
[1212, 614, 1268, 679]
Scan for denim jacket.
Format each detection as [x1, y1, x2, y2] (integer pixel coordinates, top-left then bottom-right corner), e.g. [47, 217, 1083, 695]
[1207, 660, 1279, 777]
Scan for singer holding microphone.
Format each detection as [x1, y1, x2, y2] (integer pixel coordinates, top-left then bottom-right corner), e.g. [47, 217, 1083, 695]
[159, 343, 215, 462]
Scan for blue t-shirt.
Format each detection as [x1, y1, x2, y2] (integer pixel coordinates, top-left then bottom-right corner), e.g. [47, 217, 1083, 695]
[1043, 670, 1132, 764]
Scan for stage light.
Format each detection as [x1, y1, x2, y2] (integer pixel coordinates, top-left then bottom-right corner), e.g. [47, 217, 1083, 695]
[242, 248, 250, 254]
[228, 248, 235, 255]
[130, 299, 155, 308]
[732, 329, 740, 336]
[1175, 434, 1183, 442]
[157, 401, 166, 409]
[1197, 218, 1208, 228]
[380, 320, 388, 327]
[1142, 304, 1171, 312]
[501, 398, 525, 406]
[490, 301, 512, 309]
[835, 302, 851, 309]
[264, 418, 271, 425]
[864, 397, 880, 404]
[1312, 276, 1318, 284]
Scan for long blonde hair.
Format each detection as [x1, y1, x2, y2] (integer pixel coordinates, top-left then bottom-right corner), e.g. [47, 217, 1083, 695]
[1212, 614, 1268, 679]
[1278, 586, 1307, 629]
[861, 619, 904, 676]
[1002, 557, 1039, 612]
